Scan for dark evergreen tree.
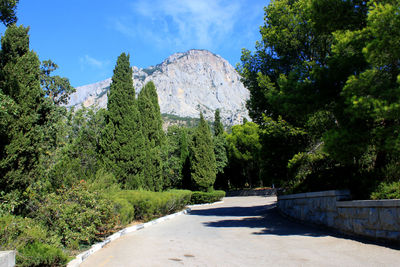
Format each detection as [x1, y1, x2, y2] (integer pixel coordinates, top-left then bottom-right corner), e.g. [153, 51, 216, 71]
[100, 53, 146, 189]
[213, 109, 228, 175]
[0, 25, 45, 193]
[213, 109, 223, 136]
[137, 81, 165, 191]
[190, 113, 216, 191]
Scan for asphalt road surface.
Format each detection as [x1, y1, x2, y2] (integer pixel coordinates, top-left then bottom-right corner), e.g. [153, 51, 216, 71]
[81, 196, 400, 267]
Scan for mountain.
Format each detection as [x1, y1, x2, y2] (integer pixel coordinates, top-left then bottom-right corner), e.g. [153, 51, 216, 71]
[67, 49, 250, 126]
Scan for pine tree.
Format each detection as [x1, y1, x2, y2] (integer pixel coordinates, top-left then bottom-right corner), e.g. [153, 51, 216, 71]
[190, 113, 217, 191]
[0, 25, 45, 192]
[100, 53, 146, 189]
[137, 81, 165, 191]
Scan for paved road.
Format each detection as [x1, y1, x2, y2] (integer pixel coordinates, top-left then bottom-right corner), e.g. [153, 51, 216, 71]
[81, 196, 400, 266]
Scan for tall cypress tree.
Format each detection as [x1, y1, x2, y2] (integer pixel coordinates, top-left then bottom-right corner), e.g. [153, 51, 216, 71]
[213, 109, 223, 136]
[190, 113, 217, 191]
[137, 81, 165, 191]
[0, 25, 45, 193]
[213, 109, 228, 175]
[100, 53, 146, 189]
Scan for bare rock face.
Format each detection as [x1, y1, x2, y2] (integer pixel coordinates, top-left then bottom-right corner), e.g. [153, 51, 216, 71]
[67, 49, 250, 125]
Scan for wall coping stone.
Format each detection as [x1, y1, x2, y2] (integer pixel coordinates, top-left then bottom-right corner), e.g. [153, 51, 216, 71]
[0, 250, 15, 267]
[278, 190, 350, 200]
[337, 199, 400, 208]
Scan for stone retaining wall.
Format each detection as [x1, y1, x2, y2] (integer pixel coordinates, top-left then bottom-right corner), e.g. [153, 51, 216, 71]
[226, 189, 277, 197]
[278, 190, 400, 243]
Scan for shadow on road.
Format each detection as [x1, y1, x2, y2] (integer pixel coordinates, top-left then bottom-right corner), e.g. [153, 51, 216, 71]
[190, 202, 400, 250]
[192, 204, 328, 237]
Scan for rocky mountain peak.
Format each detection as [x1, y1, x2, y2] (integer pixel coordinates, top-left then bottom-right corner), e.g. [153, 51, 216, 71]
[68, 49, 250, 125]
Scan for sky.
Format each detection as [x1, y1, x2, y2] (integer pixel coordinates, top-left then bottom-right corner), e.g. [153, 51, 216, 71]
[0, 0, 268, 87]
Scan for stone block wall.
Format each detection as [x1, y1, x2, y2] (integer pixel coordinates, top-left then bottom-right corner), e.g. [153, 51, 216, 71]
[278, 190, 400, 243]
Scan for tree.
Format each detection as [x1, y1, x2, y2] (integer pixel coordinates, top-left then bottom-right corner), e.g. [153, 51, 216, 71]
[213, 109, 224, 136]
[259, 116, 307, 187]
[0, 0, 19, 26]
[162, 125, 192, 189]
[189, 113, 216, 191]
[324, 0, 400, 173]
[225, 122, 262, 188]
[138, 81, 165, 191]
[237, 0, 368, 126]
[0, 25, 46, 193]
[40, 60, 75, 106]
[213, 109, 227, 175]
[100, 53, 146, 189]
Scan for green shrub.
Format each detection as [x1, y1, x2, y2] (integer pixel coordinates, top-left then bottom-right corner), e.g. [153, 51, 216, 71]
[34, 181, 118, 249]
[112, 190, 192, 221]
[190, 190, 225, 204]
[371, 181, 400, 200]
[111, 196, 135, 225]
[17, 241, 68, 267]
[0, 215, 67, 267]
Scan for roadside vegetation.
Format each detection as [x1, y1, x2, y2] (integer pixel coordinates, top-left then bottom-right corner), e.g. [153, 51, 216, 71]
[233, 0, 400, 200]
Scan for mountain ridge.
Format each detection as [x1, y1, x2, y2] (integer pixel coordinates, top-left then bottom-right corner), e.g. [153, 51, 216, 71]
[67, 49, 250, 125]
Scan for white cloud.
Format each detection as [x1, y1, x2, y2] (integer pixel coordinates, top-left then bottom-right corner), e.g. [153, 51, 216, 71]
[111, 0, 264, 51]
[80, 55, 106, 68]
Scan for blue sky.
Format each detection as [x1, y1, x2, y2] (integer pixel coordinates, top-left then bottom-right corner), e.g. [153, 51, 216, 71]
[0, 0, 268, 87]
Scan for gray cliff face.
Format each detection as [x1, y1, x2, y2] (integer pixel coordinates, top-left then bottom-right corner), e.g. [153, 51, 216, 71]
[68, 49, 250, 125]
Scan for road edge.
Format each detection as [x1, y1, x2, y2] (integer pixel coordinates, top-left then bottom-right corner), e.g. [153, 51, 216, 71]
[67, 207, 192, 267]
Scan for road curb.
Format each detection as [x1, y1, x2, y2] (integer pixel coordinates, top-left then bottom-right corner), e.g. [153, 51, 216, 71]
[67, 208, 192, 267]
[188, 200, 224, 208]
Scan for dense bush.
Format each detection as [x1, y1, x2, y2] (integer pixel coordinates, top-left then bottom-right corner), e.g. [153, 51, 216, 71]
[371, 181, 400, 200]
[17, 242, 69, 267]
[34, 181, 118, 250]
[190, 190, 225, 204]
[0, 215, 68, 267]
[111, 190, 192, 221]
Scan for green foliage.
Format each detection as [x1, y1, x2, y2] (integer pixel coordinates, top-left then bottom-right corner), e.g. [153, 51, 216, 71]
[224, 122, 261, 189]
[190, 113, 217, 191]
[213, 109, 224, 136]
[213, 134, 228, 175]
[371, 181, 400, 200]
[0, 214, 68, 267]
[237, 0, 400, 197]
[259, 116, 307, 186]
[0, 0, 19, 26]
[0, 25, 46, 194]
[44, 107, 105, 189]
[138, 81, 165, 191]
[100, 53, 146, 189]
[17, 241, 68, 267]
[325, 0, 400, 170]
[161, 113, 201, 128]
[162, 126, 191, 189]
[213, 109, 228, 176]
[189, 190, 225, 204]
[111, 190, 192, 221]
[33, 181, 117, 249]
[40, 60, 75, 105]
[0, 215, 50, 250]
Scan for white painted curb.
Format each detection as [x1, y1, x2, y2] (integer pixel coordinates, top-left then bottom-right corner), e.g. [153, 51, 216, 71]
[188, 200, 224, 208]
[67, 208, 191, 267]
